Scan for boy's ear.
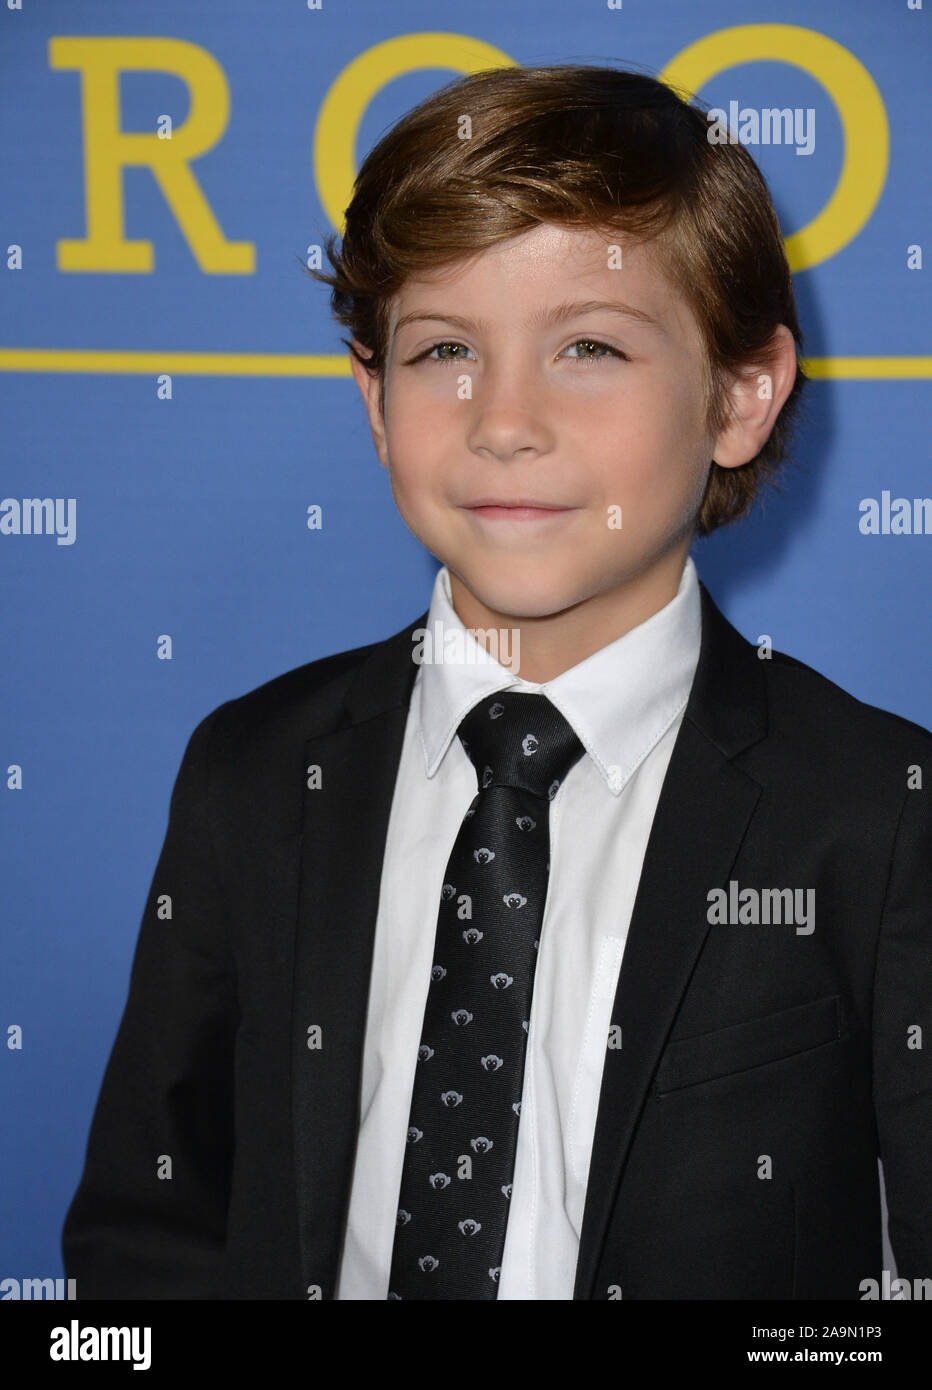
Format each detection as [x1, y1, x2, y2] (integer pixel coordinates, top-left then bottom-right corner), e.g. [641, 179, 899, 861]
[710, 324, 798, 469]
[349, 340, 389, 469]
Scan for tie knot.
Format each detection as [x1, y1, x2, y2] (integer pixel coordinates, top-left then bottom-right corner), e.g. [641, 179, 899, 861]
[457, 690, 585, 801]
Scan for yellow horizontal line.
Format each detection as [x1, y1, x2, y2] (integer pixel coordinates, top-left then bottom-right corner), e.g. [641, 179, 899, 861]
[0, 349, 929, 379]
[803, 357, 932, 380]
[0, 349, 353, 376]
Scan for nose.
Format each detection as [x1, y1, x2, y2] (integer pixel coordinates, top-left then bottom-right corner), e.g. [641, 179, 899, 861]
[465, 355, 555, 463]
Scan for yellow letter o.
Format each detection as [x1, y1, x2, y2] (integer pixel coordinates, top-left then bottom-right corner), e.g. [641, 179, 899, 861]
[314, 33, 514, 236]
[660, 24, 889, 270]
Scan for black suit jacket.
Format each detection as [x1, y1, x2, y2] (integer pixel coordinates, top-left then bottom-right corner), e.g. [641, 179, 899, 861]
[62, 579, 932, 1299]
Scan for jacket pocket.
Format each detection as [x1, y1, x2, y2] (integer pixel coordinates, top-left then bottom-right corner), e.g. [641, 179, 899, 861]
[654, 994, 844, 1096]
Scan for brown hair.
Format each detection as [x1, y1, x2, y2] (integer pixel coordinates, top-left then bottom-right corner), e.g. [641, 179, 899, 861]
[306, 63, 807, 535]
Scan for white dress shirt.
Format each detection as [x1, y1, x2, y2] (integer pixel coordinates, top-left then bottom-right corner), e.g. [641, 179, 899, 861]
[335, 556, 702, 1299]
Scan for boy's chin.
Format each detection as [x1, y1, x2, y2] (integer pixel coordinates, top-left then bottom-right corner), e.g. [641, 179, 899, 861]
[451, 568, 591, 623]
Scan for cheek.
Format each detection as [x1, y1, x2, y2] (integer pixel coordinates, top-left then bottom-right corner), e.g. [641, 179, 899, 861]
[624, 382, 709, 472]
[386, 370, 463, 423]
[582, 365, 700, 443]
[383, 403, 431, 478]
[603, 393, 710, 523]
[382, 436, 450, 536]
[384, 387, 457, 465]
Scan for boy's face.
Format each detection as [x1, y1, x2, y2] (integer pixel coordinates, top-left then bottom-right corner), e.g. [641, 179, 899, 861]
[353, 223, 727, 639]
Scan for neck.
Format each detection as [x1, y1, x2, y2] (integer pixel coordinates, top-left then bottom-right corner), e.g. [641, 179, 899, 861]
[447, 541, 692, 684]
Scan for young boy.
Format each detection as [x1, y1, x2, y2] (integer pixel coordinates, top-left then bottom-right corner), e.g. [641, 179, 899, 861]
[62, 64, 931, 1300]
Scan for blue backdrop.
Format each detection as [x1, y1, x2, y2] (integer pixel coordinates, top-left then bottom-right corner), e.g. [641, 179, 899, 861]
[1, 0, 929, 1285]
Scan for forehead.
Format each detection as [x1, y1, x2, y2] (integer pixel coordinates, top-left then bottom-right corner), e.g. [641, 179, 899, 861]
[387, 222, 701, 350]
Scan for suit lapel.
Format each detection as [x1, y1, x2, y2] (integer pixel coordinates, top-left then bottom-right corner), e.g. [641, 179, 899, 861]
[291, 611, 427, 1298]
[573, 581, 768, 1298]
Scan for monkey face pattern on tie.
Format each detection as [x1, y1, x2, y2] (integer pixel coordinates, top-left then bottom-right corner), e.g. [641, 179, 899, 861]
[387, 690, 585, 1299]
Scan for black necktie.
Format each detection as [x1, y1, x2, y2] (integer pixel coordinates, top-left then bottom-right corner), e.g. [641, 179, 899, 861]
[387, 690, 585, 1300]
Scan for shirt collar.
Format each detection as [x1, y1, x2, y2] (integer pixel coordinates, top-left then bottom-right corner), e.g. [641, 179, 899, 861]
[414, 555, 702, 795]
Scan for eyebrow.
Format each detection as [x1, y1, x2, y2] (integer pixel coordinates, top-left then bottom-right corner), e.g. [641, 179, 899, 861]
[392, 298, 665, 339]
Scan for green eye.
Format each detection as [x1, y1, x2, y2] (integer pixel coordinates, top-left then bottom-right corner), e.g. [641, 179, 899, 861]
[564, 339, 627, 362]
[426, 342, 473, 362]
